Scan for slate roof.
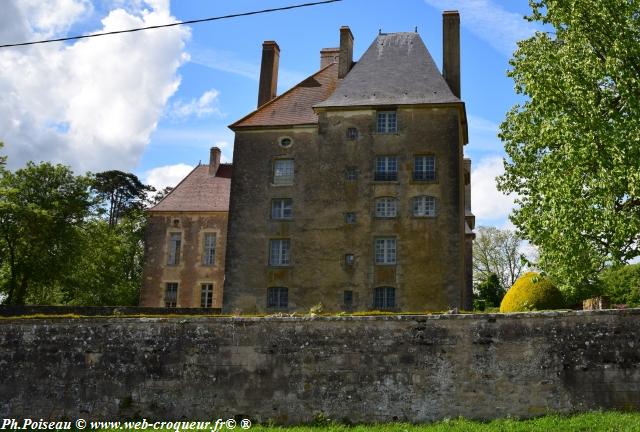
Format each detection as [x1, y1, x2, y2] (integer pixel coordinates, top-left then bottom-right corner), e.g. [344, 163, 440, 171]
[316, 32, 460, 108]
[230, 62, 339, 129]
[150, 164, 231, 212]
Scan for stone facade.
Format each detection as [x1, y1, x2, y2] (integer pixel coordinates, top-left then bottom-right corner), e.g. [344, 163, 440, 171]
[2, 310, 640, 423]
[224, 14, 473, 313]
[139, 148, 231, 309]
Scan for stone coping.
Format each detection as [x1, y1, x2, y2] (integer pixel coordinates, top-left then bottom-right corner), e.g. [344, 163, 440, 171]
[1, 305, 638, 323]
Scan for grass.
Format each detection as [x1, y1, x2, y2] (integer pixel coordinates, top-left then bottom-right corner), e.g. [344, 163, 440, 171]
[94, 412, 640, 432]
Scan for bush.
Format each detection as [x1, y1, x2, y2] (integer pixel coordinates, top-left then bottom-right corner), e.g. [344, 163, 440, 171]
[500, 272, 564, 312]
[475, 273, 505, 307]
[598, 263, 640, 307]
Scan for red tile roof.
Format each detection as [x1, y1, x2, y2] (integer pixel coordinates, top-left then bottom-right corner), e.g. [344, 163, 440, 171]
[230, 62, 338, 129]
[150, 164, 231, 212]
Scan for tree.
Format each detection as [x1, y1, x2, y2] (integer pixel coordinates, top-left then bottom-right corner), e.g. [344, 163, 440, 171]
[92, 170, 154, 228]
[476, 273, 505, 308]
[473, 226, 527, 291]
[497, 0, 640, 299]
[0, 162, 92, 304]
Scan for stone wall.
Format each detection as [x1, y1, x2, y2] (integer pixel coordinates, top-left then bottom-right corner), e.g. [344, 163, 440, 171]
[2, 309, 640, 423]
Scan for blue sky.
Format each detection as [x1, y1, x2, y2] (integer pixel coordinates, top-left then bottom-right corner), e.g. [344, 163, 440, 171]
[0, 0, 540, 228]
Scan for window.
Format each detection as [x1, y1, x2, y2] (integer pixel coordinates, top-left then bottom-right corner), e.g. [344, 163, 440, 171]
[273, 159, 294, 185]
[269, 239, 291, 266]
[279, 137, 292, 148]
[345, 212, 357, 224]
[200, 283, 213, 308]
[413, 196, 437, 217]
[375, 197, 398, 218]
[271, 198, 293, 220]
[376, 111, 397, 133]
[374, 156, 398, 181]
[346, 127, 358, 140]
[164, 282, 178, 308]
[167, 232, 181, 265]
[202, 233, 216, 265]
[267, 287, 288, 309]
[414, 155, 436, 181]
[345, 167, 358, 181]
[375, 237, 397, 265]
[344, 290, 353, 308]
[374, 287, 396, 309]
[345, 254, 355, 266]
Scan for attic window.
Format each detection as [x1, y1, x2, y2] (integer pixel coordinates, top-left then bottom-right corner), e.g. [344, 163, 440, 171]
[279, 137, 292, 148]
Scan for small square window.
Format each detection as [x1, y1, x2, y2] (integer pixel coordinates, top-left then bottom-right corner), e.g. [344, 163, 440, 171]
[344, 290, 354, 308]
[267, 287, 288, 309]
[345, 167, 358, 181]
[374, 156, 398, 181]
[375, 237, 397, 265]
[271, 198, 293, 220]
[200, 283, 213, 308]
[164, 282, 178, 308]
[376, 111, 397, 133]
[269, 239, 291, 266]
[273, 159, 294, 185]
[345, 212, 357, 224]
[413, 196, 437, 217]
[375, 197, 398, 218]
[345, 254, 355, 266]
[414, 155, 436, 181]
[374, 287, 396, 309]
[346, 127, 358, 140]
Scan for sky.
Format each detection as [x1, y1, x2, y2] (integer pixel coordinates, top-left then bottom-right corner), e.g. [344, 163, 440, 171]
[0, 0, 541, 228]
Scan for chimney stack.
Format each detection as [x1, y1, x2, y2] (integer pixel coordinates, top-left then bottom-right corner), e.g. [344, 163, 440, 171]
[209, 147, 221, 176]
[443, 11, 461, 98]
[320, 47, 340, 68]
[338, 26, 354, 79]
[257, 41, 280, 107]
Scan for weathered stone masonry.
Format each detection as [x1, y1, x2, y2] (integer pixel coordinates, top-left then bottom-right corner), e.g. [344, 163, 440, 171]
[1, 310, 640, 423]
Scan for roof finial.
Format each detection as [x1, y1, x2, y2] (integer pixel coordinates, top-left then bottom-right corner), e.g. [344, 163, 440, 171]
[378, 28, 382, 35]
[415, 26, 418, 33]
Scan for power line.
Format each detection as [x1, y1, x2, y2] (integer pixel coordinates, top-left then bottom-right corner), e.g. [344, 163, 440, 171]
[0, 0, 342, 49]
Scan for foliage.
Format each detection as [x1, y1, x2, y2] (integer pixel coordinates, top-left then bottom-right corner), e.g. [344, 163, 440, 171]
[0, 162, 93, 305]
[473, 226, 527, 291]
[500, 271, 564, 312]
[475, 273, 505, 308]
[59, 211, 145, 306]
[92, 170, 154, 228]
[497, 0, 640, 300]
[149, 186, 173, 206]
[597, 263, 640, 307]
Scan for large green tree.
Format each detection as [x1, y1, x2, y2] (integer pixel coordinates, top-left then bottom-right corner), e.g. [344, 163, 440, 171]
[92, 170, 154, 228]
[497, 0, 640, 299]
[0, 162, 92, 304]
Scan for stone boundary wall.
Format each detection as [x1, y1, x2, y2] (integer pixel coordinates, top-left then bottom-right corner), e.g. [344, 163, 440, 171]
[1, 309, 640, 423]
[0, 305, 222, 317]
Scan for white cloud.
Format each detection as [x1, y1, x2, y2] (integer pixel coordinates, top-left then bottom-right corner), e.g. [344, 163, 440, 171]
[423, 0, 538, 56]
[168, 89, 222, 120]
[16, 0, 92, 38]
[468, 114, 504, 152]
[144, 163, 194, 190]
[0, 0, 190, 173]
[471, 156, 517, 221]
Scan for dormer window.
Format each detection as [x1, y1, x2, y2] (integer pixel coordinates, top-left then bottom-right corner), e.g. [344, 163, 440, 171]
[376, 111, 397, 133]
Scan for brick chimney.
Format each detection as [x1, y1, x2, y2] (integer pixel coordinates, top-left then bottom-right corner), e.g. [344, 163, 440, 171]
[209, 147, 221, 176]
[257, 41, 280, 107]
[338, 26, 354, 79]
[320, 47, 340, 68]
[443, 11, 461, 98]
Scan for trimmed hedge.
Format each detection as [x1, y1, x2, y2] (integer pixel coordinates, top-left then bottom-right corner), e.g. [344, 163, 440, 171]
[500, 272, 564, 312]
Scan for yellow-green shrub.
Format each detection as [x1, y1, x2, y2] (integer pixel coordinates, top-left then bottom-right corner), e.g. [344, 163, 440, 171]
[500, 272, 564, 312]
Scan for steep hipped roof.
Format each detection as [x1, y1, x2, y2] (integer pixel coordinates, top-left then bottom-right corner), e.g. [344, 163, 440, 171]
[316, 32, 460, 108]
[231, 62, 338, 129]
[150, 164, 231, 212]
